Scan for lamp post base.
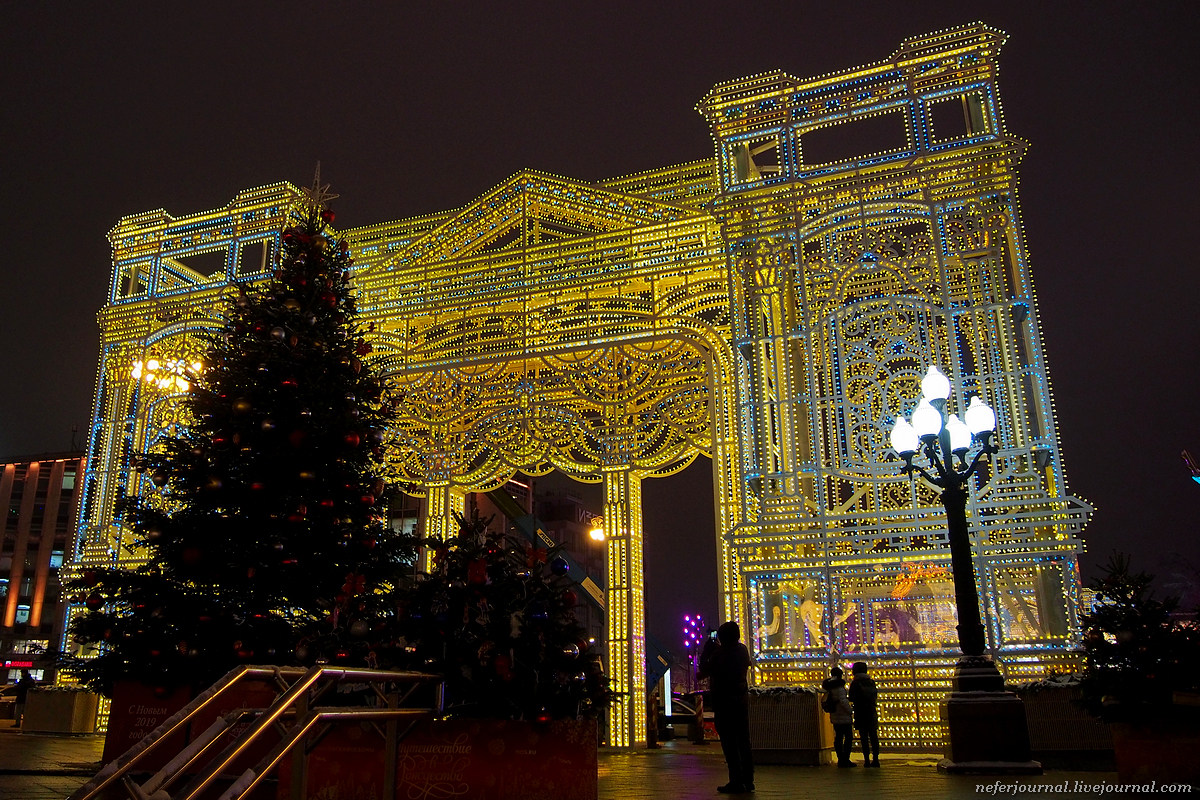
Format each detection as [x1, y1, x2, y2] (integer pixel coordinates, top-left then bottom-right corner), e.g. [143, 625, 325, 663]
[951, 654, 1005, 692]
[938, 657, 1042, 775]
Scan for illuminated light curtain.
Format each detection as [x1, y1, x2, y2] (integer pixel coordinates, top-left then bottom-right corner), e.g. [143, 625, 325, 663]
[603, 465, 644, 748]
[420, 483, 466, 572]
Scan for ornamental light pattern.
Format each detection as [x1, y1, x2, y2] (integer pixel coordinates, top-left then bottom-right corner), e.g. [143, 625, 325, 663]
[69, 24, 1088, 749]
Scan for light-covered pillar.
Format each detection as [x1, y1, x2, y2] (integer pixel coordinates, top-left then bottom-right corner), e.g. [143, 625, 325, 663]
[603, 466, 645, 748]
[420, 482, 466, 571]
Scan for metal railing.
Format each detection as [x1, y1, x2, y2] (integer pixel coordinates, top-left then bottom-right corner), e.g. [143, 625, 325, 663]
[69, 665, 442, 800]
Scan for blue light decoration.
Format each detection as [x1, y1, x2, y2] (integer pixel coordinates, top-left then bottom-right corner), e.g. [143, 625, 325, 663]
[1183, 450, 1200, 485]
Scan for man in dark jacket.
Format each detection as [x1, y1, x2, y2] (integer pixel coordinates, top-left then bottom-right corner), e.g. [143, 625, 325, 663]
[698, 621, 754, 793]
[13, 670, 36, 728]
[848, 661, 880, 767]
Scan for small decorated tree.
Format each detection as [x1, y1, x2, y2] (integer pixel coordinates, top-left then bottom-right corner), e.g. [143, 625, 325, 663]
[64, 180, 415, 696]
[396, 511, 610, 720]
[1080, 552, 1200, 718]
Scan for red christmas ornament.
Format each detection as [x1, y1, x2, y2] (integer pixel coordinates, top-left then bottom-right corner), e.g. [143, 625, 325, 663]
[525, 545, 548, 567]
[562, 589, 578, 607]
[341, 572, 366, 596]
[360, 494, 376, 506]
[494, 654, 513, 681]
[83, 569, 98, 586]
[321, 209, 336, 224]
[85, 593, 104, 610]
[343, 432, 361, 448]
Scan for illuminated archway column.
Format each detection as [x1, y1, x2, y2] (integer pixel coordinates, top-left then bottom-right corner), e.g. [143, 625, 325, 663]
[420, 481, 466, 571]
[603, 465, 645, 748]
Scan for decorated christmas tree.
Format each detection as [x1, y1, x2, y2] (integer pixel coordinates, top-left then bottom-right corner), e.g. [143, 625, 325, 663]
[65, 178, 415, 696]
[1080, 552, 1200, 717]
[396, 511, 611, 721]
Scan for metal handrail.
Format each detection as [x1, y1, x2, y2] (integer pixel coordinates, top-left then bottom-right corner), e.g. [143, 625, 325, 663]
[71, 665, 292, 800]
[69, 665, 442, 800]
[216, 707, 434, 800]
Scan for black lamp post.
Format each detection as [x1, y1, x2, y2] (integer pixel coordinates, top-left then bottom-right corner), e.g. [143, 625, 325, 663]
[889, 365, 1040, 773]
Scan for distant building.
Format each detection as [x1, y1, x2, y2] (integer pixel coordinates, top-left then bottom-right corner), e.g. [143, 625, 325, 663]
[1, 453, 83, 683]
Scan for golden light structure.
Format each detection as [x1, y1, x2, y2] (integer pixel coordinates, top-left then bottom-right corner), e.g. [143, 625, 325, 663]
[70, 24, 1089, 749]
[130, 357, 203, 393]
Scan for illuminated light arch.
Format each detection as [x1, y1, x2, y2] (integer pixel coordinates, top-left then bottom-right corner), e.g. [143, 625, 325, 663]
[72, 24, 1088, 749]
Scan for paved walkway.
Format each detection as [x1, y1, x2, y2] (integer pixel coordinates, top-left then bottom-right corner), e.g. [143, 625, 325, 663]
[0, 720, 105, 800]
[0, 719, 1137, 800]
[599, 744, 1126, 800]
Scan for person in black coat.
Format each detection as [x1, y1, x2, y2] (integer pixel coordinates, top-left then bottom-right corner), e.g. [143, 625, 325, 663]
[698, 621, 754, 793]
[13, 670, 36, 727]
[848, 661, 880, 767]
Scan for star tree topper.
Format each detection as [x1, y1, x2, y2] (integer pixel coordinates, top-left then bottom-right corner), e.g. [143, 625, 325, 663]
[301, 162, 340, 211]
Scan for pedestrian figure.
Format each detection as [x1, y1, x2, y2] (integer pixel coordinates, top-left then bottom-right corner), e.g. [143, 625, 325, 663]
[848, 661, 880, 767]
[647, 690, 661, 748]
[822, 666, 854, 767]
[697, 621, 754, 794]
[690, 692, 708, 744]
[13, 670, 36, 728]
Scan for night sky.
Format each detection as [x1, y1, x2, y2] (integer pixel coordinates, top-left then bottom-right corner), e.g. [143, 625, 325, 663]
[3, 3, 1197, 647]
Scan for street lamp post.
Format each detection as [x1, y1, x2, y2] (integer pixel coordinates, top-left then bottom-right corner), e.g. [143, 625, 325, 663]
[889, 365, 1040, 773]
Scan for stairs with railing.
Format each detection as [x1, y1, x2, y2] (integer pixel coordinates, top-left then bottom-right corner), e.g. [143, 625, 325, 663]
[69, 665, 442, 800]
